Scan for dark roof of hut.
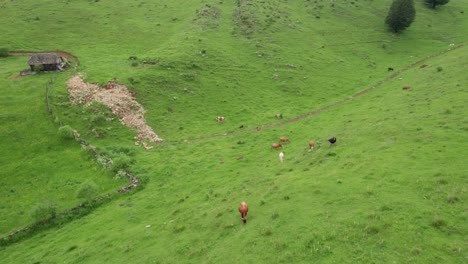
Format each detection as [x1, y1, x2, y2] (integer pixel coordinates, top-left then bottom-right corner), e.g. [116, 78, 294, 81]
[28, 53, 63, 65]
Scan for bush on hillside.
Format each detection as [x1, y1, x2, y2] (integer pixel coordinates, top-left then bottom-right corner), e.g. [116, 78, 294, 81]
[58, 125, 75, 140]
[32, 202, 57, 222]
[77, 182, 98, 201]
[385, 0, 416, 33]
[111, 153, 135, 173]
[0, 48, 9, 57]
[425, 0, 449, 9]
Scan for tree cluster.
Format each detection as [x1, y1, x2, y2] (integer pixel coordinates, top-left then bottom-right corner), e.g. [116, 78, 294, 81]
[385, 0, 416, 33]
[385, 0, 450, 33]
[425, 0, 450, 9]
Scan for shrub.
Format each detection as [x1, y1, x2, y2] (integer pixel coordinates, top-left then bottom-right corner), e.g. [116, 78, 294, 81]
[437, 66, 443, 72]
[32, 202, 57, 222]
[0, 48, 9, 57]
[77, 182, 98, 201]
[111, 153, 134, 173]
[58, 125, 75, 139]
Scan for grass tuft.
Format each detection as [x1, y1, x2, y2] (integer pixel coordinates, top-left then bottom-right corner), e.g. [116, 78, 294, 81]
[431, 217, 447, 228]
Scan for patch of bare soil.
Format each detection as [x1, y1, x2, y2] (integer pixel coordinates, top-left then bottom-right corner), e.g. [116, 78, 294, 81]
[67, 74, 162, 148]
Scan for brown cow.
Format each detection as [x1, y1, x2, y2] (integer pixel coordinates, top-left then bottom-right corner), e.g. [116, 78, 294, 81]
[271, 143, 283, 149]
[239, 201, 249, 223]
[279, 137, 290, 143]
[308, 141, 315, 150]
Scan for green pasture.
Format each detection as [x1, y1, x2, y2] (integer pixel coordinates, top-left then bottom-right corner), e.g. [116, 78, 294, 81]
[0, 56, 127, 236]
[0, 0, 467, 263]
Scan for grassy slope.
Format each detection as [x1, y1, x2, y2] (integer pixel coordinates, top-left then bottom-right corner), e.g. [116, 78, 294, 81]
[1, 45, 465, 264]
[0, 56, 126, 235]
[0, 0, 466, 263]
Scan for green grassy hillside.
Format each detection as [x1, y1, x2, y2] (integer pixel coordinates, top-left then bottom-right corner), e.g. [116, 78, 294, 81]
[0, 56, 127, 236]
[0, 0, 466, 263]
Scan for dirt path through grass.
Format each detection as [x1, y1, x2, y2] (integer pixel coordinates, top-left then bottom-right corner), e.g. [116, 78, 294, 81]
[9, 45, 465, 143]
[3, 44, 464, 244]
[183, 44, 465, 142]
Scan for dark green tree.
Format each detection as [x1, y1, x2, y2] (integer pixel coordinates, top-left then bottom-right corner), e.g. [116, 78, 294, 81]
[385, 0, 416, 33]
[425, 0, 449, 9]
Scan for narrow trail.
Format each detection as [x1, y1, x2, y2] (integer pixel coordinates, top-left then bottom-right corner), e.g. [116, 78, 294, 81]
[9, 45, 465, 144]
[182, 44, 465, 142]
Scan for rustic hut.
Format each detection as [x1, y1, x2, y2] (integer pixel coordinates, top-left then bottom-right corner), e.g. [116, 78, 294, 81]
[28, 53, 64, 71]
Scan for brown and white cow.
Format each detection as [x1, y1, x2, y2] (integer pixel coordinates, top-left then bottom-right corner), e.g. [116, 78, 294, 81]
[308, 141, 315, 150]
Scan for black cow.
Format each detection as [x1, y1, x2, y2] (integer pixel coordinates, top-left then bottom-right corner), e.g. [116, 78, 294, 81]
[328, 137, 337, 145]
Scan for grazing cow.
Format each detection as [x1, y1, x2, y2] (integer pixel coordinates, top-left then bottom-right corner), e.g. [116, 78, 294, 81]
[239, 201, 249, 223]
[308, 141, 315, 150]
[402, 86, 411, 90]
[215, 116, 225, 122]
[275, 113, 283, 119]
[279, 151, 284, 163]
[256, 127, 261, 131]
[271, 143, 283, 149]
[328, 137, 337, 145]
[279, 137, 290, 143]
[419, 64, 428, 69]
[387, 67, 394, 72]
